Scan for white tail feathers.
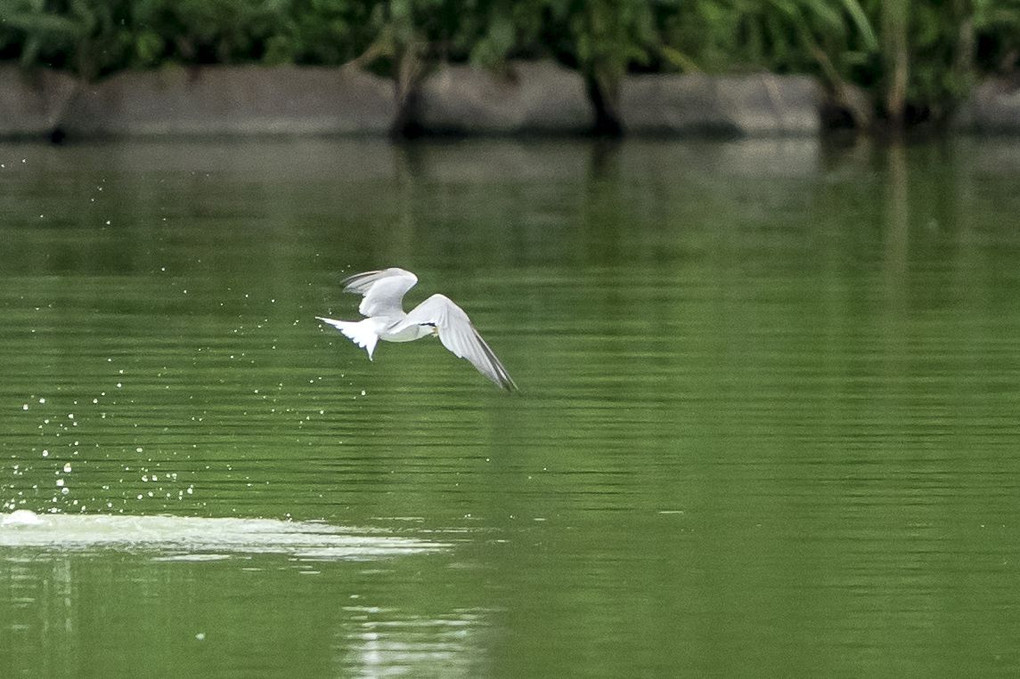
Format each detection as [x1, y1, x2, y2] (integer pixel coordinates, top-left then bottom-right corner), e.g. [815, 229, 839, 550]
[316, 317, 379, 360]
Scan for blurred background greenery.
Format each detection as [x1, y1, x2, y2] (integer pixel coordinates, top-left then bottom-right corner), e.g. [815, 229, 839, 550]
[1, 0, 1018, 129]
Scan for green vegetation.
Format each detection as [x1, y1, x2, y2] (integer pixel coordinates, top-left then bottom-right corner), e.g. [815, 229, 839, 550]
[2, 0, 1019, 129]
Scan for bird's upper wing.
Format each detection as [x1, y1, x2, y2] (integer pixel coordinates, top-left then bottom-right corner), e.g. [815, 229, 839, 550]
[402, 294, 518, 391]
[342, 268, 418, 318]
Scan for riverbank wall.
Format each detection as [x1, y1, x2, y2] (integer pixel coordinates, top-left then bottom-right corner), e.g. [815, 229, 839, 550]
[1, 61, 1016, 140]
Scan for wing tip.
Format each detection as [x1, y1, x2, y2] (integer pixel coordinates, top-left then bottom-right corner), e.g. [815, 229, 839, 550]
[497, 375, 520, 393]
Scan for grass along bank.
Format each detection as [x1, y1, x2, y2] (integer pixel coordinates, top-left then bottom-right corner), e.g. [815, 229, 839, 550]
[2, 0, 1019, 134]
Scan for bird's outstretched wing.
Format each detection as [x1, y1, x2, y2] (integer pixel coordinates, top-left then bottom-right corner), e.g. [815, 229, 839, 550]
[402, 294, 518, 391]
[342, 268, 418, 318]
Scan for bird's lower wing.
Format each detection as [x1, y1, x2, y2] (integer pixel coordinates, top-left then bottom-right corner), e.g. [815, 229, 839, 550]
[404, 294, 517, 391]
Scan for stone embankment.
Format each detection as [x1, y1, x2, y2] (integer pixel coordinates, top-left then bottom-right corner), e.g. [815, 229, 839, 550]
[0, 60, 1015, 139]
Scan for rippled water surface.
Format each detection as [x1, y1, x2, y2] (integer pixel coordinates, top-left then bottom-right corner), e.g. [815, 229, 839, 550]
[2, 137, 1020, 677]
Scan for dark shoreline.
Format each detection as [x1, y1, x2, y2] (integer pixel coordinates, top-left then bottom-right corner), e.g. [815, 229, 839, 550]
[2, 61, 1017, 142]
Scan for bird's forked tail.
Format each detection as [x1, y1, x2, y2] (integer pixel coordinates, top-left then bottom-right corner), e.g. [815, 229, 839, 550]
[316, 317, 379, 360]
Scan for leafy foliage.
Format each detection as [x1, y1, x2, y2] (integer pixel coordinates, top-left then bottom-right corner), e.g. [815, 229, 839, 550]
[1, 0, 1018, 127]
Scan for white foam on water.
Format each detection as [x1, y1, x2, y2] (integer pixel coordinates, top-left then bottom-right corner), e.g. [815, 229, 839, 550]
[1, 509, 46, 526]
[0, 511, 448, 561]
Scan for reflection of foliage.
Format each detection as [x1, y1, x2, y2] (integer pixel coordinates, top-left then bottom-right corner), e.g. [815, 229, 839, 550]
[1, 0, 1019, 127]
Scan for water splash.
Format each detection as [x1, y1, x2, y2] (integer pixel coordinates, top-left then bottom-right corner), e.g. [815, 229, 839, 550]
[0, 511, 449, 561]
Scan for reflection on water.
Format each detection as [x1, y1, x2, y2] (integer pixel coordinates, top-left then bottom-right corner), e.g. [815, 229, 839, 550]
[2, 546, 484, 679]
[337, 609, 489, 678]
[1, 136, 1020, 676]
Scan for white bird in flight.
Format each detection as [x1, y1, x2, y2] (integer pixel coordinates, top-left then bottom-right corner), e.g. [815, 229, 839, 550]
[317, 268, 518, 391]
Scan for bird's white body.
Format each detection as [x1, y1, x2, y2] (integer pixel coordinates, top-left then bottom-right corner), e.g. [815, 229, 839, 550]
[317, 268, 517, 391]
[318, 315, 432, 359]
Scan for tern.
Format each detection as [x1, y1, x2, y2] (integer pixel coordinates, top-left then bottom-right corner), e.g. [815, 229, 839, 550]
[317, 268, 518, 391]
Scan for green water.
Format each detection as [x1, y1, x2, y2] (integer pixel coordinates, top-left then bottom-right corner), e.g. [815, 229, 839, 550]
[2, 137, 1019, 677]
